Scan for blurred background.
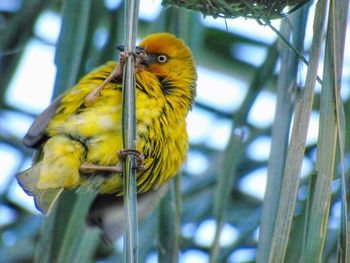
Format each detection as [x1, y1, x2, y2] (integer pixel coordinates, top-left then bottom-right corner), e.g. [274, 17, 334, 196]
[0, 0, 349, 262]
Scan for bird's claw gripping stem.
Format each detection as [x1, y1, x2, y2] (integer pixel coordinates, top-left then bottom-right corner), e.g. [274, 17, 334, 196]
[80, 162, 123, 174]
[120, 51, 146, 72]
[84, 50, 146, 105]
[79, 149, 144, 174]
[117, 149, 145, 172]
[84, 65, 123, 105]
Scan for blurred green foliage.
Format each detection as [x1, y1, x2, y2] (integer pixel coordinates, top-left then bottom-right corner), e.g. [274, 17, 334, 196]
[0, 0, 349, 262]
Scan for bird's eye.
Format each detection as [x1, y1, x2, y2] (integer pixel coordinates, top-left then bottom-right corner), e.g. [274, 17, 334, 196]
[157, 54, 168, 64]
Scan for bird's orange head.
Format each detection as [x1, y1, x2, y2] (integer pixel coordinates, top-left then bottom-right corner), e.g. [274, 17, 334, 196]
[139, 33, 197, 110]
[139, 32, 194, 71]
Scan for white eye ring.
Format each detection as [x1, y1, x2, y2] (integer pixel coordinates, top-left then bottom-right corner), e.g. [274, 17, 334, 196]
[157, 54, 168, 63]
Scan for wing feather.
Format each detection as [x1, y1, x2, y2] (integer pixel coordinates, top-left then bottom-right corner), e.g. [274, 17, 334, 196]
[23, 94, 63, 148]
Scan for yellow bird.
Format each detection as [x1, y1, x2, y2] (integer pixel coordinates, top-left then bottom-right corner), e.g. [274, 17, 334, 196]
[17, 33, 197, 213]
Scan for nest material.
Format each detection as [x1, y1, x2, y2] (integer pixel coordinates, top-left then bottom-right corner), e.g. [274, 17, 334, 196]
[162, 0, 311, 20]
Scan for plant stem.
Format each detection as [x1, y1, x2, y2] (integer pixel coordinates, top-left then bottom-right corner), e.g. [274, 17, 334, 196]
[121, 0, 140, 262]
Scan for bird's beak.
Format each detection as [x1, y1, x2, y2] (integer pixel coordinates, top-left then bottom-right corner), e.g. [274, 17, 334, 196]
[116, 45, 145, 54]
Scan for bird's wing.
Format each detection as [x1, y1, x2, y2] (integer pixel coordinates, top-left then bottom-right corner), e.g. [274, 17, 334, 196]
[23, 94, 63, 148]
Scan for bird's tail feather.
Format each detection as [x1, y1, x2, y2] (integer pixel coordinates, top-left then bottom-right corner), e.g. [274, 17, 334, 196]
[34, 188, 63, 214]
[16, 163, 63, 214]
[16, 162, 41, 195]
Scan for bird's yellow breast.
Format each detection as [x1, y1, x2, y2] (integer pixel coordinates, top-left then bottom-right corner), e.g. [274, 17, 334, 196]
[46, 62, 189, 194]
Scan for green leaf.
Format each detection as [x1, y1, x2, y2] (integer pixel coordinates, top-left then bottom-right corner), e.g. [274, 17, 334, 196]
[52, 0, 92, 98]
[257, 8, 308, 262]
[268, 0, 329, 261]
[210, 39, 279, 262]
[35, 189, 100, 263]
[210, 130, 242, 262]
[331, 0, 350, 262]
[0, 0, 48, 107]
[298, 0, 349, 259]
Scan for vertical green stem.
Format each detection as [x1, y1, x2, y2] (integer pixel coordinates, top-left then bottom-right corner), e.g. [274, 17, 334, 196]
[121, 0, 140, 262]
[158, 177, 181, 263]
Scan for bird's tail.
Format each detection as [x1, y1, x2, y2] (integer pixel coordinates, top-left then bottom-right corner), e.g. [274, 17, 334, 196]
[16, 163, 63, 214]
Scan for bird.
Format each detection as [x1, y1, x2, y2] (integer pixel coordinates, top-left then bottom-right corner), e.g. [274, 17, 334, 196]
[17, 32, 197, 214]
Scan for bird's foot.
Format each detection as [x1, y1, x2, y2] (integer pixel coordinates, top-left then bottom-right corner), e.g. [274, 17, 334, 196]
[80, 162, 123, 174]
[118, 51, 131, 66]
[120, 50, 146, 72]
[79, 150, 144, 174]
[117, 149, 145, 172]
[84, 51, 146, 106]
[134, 51, 146, 72]
[84, 64, 123, 106]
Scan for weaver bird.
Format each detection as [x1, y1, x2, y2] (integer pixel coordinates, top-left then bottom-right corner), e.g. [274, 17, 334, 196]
[17, 33, 197, 213]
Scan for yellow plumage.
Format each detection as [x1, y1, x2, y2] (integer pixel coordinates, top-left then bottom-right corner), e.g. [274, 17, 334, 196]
[17, 33, 197, 213]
